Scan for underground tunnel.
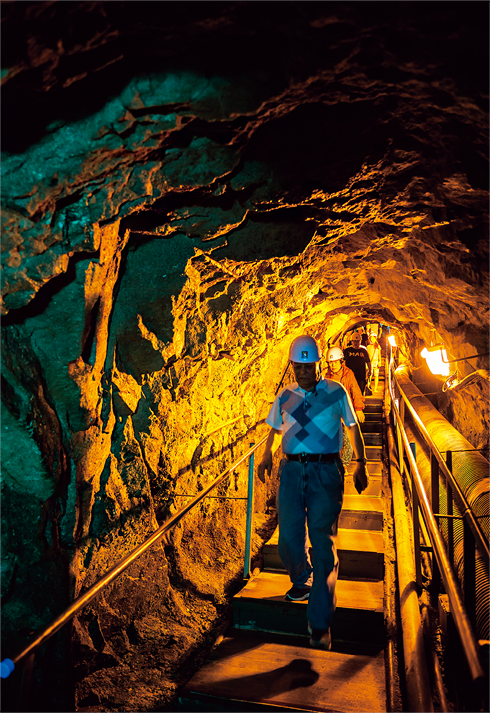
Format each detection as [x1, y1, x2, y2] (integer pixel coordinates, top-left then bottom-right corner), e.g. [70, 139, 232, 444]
[1, 2, 489, 711]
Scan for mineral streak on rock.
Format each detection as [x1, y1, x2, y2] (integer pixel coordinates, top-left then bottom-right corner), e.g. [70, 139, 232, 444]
[0, 2, 488, 711]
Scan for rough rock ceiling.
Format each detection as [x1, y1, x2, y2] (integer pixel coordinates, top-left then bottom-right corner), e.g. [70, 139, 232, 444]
[1, 2, 489, 711]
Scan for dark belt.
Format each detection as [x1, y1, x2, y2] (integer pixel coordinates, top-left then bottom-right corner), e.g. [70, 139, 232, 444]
[285, 452, 339, 463]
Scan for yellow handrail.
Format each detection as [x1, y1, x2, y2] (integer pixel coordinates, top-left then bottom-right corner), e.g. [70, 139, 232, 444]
[394, 370, 488, 561]
[1, 435, 267, 675]
[388, 362, 485, 684]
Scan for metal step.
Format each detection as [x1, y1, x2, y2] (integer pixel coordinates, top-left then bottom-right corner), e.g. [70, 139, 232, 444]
[232, 571, 385, 644]
[179, 630, 386, 713]
[263, 528, 384, 580]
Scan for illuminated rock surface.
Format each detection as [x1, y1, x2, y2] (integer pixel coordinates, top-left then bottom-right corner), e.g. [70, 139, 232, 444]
[1, 3, 488, 710]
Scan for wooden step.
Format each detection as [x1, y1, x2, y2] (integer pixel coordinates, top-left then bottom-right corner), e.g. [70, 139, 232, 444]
[363, 432, 382, 447]
[341, 495, 383, 530]
[361, 421, 382, 433]
[344, 474, 381, 497]
[180, 631, 386, 713]
[345, 460, 382, 476]
[365, 445, 382, 461]
[338, 528, 385, 579]
[263, 528, 384, 580]
[363, 412, 383, 423]
[232, 572, 384, 643]
[364, 398, 383, 409]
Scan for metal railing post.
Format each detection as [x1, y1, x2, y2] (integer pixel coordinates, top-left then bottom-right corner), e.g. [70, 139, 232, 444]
[397, 399, 405, 480]
[243, 444, 255, 579]
[430, 451, 439, 516]
[463, 518, 476, 630]
[410, 441, 422, 589]
[446, 451, 454, 567]
[430, 452, 441, 601]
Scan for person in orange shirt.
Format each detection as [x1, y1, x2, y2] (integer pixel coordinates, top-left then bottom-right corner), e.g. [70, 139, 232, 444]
[326, 346, 365, 465]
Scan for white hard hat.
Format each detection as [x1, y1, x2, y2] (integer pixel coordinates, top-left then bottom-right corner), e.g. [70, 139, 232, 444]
[327, 346, 344, 362]
[289, 335, 321, 363]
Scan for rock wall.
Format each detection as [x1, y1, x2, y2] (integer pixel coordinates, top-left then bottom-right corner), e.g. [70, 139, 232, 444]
[1, 3, 488, 710]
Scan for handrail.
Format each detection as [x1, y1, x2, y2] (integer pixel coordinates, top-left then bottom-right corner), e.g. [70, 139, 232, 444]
[388, 363, 485, 684]
[394, 370, 489, 562]
[201, 415, 243, 438]
[1, 434, 268, 676]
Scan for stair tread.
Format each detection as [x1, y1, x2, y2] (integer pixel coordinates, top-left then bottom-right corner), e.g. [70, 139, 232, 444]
[342, 494, 383, 514]
[265, 527, 384, 555]
[345, 461, 382, 475]
[363, 435, 382, 446]
[181, 631, 386, 713]
[235, 571, 384, 612]
[364, 447, 382, 460]
[344, 479, 381, 497]
[361, 423, 383, 432]
[339, 528, 384, 553]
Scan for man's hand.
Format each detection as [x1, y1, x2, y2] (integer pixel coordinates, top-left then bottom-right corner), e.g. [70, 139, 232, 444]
[356, 410, 365, 424]
[257, 454, 272, 483]
[353, 463, 369, 493]
[257, 427, 282, 483]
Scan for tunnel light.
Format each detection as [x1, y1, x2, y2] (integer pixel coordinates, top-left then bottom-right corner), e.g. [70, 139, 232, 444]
[443, 369, 490, 392]
[388, 335, 397, 347]
[421, 343, 489, 377]
[420, 344, 451, 376]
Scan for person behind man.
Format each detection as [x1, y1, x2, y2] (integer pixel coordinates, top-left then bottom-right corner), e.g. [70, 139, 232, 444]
[367, 332, 382, 393]
[257, 335, 368, 651]
[343, 330, 371, 394]
[325, 346, 365, 466]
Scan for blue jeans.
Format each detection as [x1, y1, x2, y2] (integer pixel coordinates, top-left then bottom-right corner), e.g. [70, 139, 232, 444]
[277, 457, 344, 632]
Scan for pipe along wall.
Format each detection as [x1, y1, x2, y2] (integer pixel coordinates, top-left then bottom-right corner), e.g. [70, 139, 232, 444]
[395, 369, 489, 643]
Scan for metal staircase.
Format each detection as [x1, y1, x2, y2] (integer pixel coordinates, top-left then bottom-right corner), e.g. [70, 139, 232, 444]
[179, 367, 392, 712]
[4, 349, 487, 712]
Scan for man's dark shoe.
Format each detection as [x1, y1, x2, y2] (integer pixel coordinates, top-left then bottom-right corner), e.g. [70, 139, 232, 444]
[285, 585, 311, 601]
[308, 626, 332, 651]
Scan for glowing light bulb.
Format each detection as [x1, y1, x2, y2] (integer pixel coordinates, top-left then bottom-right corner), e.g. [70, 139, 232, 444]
[388, 335, 397, 347]
[420, 345, 450, 376]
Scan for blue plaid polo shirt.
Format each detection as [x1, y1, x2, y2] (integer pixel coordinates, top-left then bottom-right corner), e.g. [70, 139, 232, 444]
[266, 377, 357, 455]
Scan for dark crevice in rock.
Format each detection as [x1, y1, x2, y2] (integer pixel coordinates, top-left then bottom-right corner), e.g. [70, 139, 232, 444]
[50, 190, 88, 227]
[2, 250, 99, 326]
[81, 296, 101, 366]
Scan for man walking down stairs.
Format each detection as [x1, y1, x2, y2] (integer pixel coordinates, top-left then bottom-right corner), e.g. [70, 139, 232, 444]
[254, 335, 369, 652]
[180, 344, 389, 712]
